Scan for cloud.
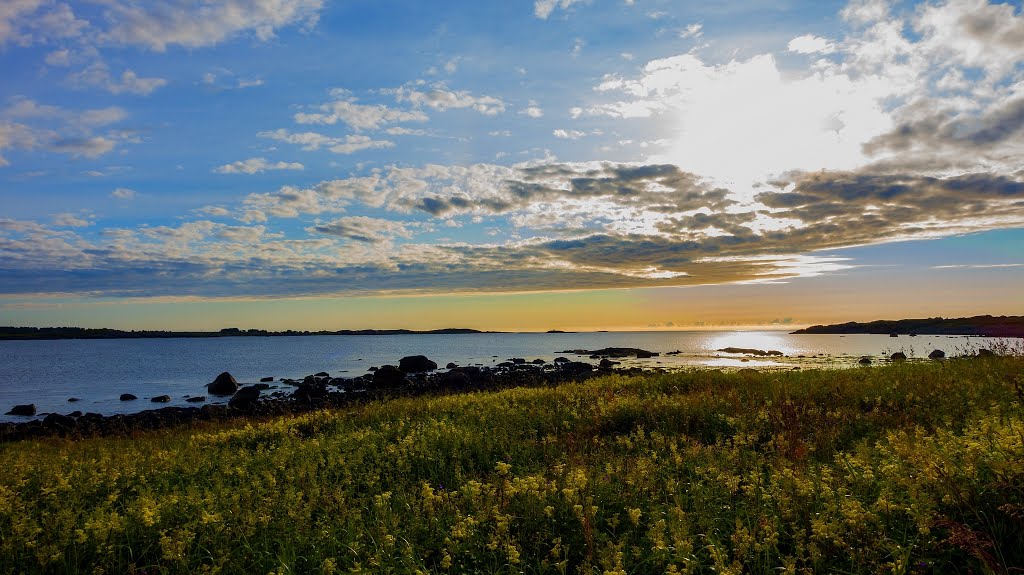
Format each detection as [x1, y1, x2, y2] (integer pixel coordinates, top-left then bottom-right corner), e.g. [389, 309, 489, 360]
[534, 0, 586, 19]
[53, 213, 92, 227]
[294, 92, 428, 130]
[259, 129, 394, 153]
[97, 0, 324, 51]
[215, 157, 305, 174]
[391, 85, 505, 115]
[308, 216, 415, 243]
[68, 63, 168, 95]
[787, 34, 835, 54]
[111, 187, 137, 200]
[679, 23, 703, 39]
[0, 1, 88, 47]
[521, 103, 544, 118]
[0, 98, 128, 163]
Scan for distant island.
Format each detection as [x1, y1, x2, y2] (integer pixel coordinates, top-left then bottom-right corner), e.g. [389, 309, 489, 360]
[0, 326, 492, 340]
[791, 315, 1024, 338]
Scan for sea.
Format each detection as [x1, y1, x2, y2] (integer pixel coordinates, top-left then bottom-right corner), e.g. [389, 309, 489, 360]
[1, 331, 1014, 421]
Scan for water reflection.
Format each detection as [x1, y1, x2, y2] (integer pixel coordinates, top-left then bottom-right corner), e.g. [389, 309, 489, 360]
[707, 332, 794, 355]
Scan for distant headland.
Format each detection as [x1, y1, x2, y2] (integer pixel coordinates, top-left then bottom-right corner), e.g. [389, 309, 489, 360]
[791, 315, 1024, 338]
[0, 327, 495, 340]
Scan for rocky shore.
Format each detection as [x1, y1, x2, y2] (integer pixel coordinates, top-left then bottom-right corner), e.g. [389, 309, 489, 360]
[0, 354, 642, 442]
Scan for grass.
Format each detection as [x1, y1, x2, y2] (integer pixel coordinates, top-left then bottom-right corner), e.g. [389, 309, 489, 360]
[2, 357, 1023, 574]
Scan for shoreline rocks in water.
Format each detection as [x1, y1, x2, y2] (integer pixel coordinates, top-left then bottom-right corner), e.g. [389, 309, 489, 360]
[560, 347, 659, 359]
[208, 372, 240, 395]
[717, 347, 784, 357]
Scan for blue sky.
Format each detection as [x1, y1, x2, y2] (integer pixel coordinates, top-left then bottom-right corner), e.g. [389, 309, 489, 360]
[0, 0, 1022, 330]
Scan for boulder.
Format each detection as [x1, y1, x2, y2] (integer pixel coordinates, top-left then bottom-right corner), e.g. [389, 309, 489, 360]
[229, 385, 261, 408]
[151, 395, 171, 403]
[43, 413, 75, 429]
[858, 357, 872, 365]
[928, 349, 945, 360]
[373, 365, 407, 388]
[532, 358, 546, 365]
[315, 371, 330, 377]
[120, 393, 138, 401]
[510, 358, 527, 364]
[260, 376, 275, 382]
[559, 361, 594, 375]
[6, 404, 36, 416]
[67, 397, 80, 402]
[890, 352, 907, 361]
[399, 355, 438, 372]
[440, 370, 473, 389]
[446, 362, 458, 369]
[186, 396, 206, 403]
[553, 357, 569, 363]
[977, 348, 995, 357]
[599, 358, 620, 369]
[208, 372, 240, 395]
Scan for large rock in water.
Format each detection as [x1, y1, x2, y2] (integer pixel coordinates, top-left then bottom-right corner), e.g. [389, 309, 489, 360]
[208, 372, 240, 395]
[890, 352, 907, 361]
[6, 404, 35, 416]
[372, 365, 407, 388]
[229, 385, 261, 409]
[399, 355, 438, 372]
[928, 349, 946, 360]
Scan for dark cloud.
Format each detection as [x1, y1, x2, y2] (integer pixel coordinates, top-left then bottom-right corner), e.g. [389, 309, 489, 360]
[864, 97, 1024, 156]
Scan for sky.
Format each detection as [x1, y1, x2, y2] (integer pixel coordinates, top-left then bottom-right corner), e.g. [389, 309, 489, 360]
[0, 0, 1022, 331]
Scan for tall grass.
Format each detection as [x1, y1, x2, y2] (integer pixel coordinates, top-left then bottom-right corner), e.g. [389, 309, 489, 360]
[2, 357, 1023, 574]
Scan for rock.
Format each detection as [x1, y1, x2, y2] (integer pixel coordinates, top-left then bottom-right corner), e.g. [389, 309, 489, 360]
[120, 393, 138, 401]
[889, 333, 898, 337]
[553, 357, 569, 363]
[559, 361, 594, 375]
[208, 372, 240, 395]
[440, 371, 473, 388]
[151, 395, 171, 403]
[718, 347, 778, 356]
[186, 396, 206, 403]
[315, 371, 330, 377]
[599, 358, 620, 368]
[532, 358, 546, 365]
[6, 404, 36, 416]
[260, 376, 274, 382]
[367, 366, 378, 372]
[43, 413, 75, 429]
[858, 357, 872, 365]
[446, 362, 458, 369]
[510, 358, 527, 364]
[890, 352, 907, 361]
[577, 347, 658, 358]
[399, 355, 438, 372]
[928, 349, 945, 360]
[373, 365, 407, 388]
[68, 397, 80, 402]
[977, 348, 995, 357]
[68, 411, 82, 417]
[229, 385, 261, 408]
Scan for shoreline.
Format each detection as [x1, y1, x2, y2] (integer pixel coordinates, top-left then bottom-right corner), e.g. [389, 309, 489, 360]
[1, 348, 1000, 442]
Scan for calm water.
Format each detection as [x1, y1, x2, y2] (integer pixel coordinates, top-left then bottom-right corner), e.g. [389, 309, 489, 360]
[0, 331, 1009, 421]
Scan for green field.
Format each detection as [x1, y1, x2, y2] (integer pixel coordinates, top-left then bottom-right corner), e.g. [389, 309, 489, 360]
[2, 358, 1023, 574]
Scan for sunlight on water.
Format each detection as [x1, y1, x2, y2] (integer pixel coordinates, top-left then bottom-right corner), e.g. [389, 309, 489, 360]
[708, 332, 794, 355]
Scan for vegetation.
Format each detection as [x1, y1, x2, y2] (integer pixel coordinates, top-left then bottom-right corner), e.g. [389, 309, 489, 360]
[2, 357, 1023, 574]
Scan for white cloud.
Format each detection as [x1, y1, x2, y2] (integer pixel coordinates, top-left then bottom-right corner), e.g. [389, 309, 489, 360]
[295, 93, 428, 130]
[215, 157, 305, 174]
[534, 0, 586, 19]
[552, 129, 602, 139]
[68, 63, 168, 95]
[391, 85, 506, 115]
[521, 103, 544, 118]
[53, 213, 92, 227]
[679, 23, 703, 39]
[97, 0, 324, 52]
[111, 187, 137, 200]
[787, 34, 836, 54]
[328, 135, 394, 155]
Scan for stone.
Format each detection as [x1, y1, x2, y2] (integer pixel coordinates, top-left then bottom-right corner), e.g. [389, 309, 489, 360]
[67, 397, 80, 402]
[208, 372, 240, 395]
[6, 404, 35, 416]
[890, 352, 907, 361]
[531, 358, 546, 364]
[599, 358, 620, 368]
[120, 393, 138, 401]
[186, 396, 206, 403]
[373, 365, 406, 387]
[977, 348, 995, 357]
[229, 385, 261, 408]
[858, 357, 872, 365]
[446, 362, 458, 369]
[928, 349, 945, 360]
[151, 395, 171, 403]
[260, 376, 274, 382]
[399, 355, 438, 372]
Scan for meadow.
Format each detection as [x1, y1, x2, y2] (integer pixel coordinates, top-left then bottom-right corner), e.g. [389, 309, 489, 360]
[2, 357, 1023, 574]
